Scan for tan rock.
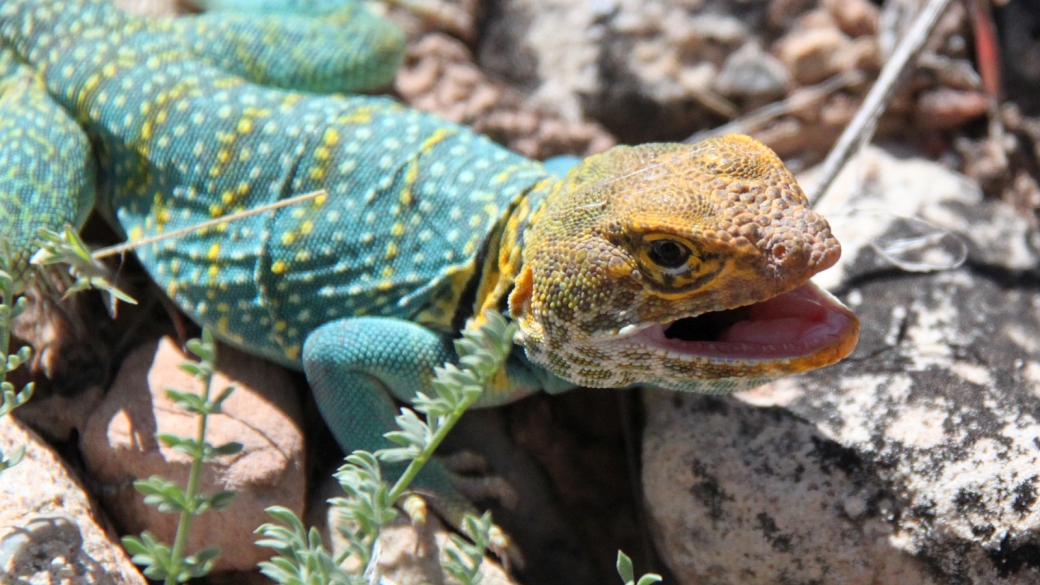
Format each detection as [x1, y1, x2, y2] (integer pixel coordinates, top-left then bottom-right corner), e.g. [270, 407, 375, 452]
[774, 24, 850, 85]
[0, 416, 146, 585]
[823, 0, 879, 37]
[80, 337, 305, 573]
[914, 88, 989, 130]
[112, 0, 184, 16]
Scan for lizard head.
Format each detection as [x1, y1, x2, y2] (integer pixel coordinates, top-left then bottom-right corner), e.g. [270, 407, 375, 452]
[509, 134, 858, 393]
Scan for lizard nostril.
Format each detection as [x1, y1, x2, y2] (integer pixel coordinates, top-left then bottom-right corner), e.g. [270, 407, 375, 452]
[772, 243, 788, 260]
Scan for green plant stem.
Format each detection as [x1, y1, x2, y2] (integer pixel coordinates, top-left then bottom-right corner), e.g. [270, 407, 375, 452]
[165, 366, 214, 585]
[0, 273, 13, 368]
[386, 393, 480, 504]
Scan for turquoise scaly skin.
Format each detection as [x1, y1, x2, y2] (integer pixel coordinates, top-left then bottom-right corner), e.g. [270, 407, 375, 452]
[0, 0, 560, 506]
[0, 0, 858, 513]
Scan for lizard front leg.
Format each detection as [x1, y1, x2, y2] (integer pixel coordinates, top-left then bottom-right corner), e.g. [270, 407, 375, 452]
[302, 316, 544, 523]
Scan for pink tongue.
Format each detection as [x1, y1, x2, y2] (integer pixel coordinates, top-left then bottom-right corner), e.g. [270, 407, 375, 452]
[718, 292, 830, 345]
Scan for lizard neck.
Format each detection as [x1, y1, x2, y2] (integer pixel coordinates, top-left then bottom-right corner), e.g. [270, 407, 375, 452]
[463, 175, 558, 329]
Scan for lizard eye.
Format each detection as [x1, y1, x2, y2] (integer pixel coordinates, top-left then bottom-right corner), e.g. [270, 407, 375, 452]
[648, 239, 691, 268]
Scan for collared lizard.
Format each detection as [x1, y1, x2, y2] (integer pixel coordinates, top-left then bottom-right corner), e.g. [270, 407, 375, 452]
[0, 0, 859, 506]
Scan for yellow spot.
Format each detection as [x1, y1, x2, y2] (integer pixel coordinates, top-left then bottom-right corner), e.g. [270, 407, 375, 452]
[295, 250, 311, 262]
[102, 62, 117, 77]
[323, 128, 340, 145]
[386, 241, 399, 260]
[338, 107, 373, 124]
[217, 302, 229, 312]
[208, 265, 219, 279]
[221, 191, 234, 204]
[390, 223, 404, 237]
[237, 118, 253, 133]
[314, 193, 328, 207]
[281, 232, 296, 245]
[300, 220, 313, 235]
[315, 146, 330, 160]
[381, 266, 394, 278]
[284, 345, 300, 360]
[309, 167, 326, 180]
[207, 243, 220, 260]
[271, 261, 287, 274]
[217, 316, 229, 333]
[166, 282, 178, 297]
[128, 226, 143, 241]
[275, 320, 287, 332]
[83, 73, 100, 92]
[209, 203, 224, 217]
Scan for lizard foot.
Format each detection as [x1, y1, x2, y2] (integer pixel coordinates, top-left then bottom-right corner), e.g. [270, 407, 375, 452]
[399, 490, 526, 572]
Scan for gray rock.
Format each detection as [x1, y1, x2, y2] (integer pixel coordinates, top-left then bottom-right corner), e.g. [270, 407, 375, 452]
[0, 417, 146, 585]
[713, 41, 790, 101]
[479, 0, 773, 141]
[643, 147, 1040, 584]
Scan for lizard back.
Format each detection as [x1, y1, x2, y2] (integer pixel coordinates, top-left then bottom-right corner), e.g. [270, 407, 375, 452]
[0, 0, 553, 366]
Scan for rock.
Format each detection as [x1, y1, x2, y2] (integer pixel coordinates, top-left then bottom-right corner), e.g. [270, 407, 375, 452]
[0, 416, 146, 585]
[479, 0, 772, 142]
[9, 285, 110, 442]
[80, 337, 305, 573]
[643, 392, 935, 585]
[774, 19, 850, 85]
[113, 0, 183, 16]
[822, 0, 879, 38]
[713, 41, 789, 101]
[643, 146, 1040, 584]
[397, 32, 615, 158]
[307, 471, 518, 585]
[915, 88, 990, 130]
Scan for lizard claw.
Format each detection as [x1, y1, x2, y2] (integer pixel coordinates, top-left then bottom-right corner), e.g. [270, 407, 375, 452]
[488, 524, 526, 573]
[401, 493, 429, 526]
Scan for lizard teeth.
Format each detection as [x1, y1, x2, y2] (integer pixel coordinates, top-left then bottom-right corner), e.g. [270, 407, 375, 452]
[617, 324, 640, 337]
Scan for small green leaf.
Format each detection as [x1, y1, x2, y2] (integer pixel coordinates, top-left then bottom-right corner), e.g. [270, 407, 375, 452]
[177, 362, 203, 378]
[158, 433, 200, 455]
[208, 441, 243, 458]
[208, 490, 237, 510]
[617, 551, 635, 584]
[165, 388, 205, 413]
[212, 384, 236, 407]
[186, 545, 221, 578]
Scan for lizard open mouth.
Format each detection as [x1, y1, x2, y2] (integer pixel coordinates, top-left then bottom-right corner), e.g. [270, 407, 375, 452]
[636, 282, 858, 362]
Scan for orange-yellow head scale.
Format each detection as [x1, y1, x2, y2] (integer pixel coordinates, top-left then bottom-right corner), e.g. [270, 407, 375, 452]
[509, 134, 859, 393]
